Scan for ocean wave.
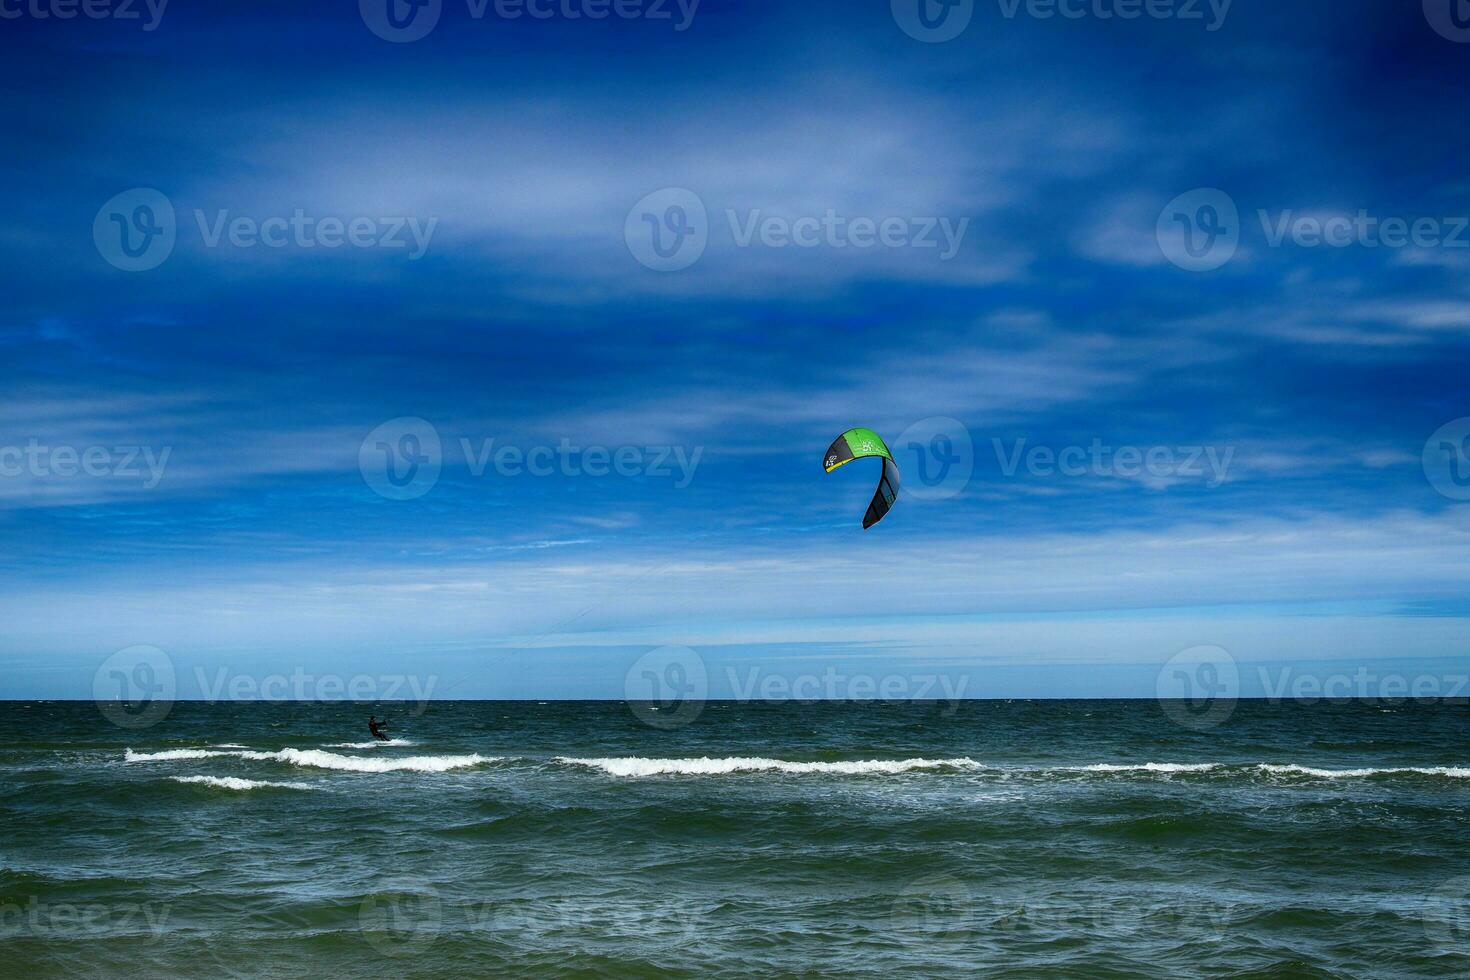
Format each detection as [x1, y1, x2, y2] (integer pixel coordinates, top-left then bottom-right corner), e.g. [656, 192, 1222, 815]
[321, 739, 416, 748]
[169, 775, 312, 791]
[1075, 763, 1221, 773]
[126, 748, 235, 762]
[1068, 762, 1470, 780]
[1256, 764, 1470, 779]
[125, 747, 495, 773]
[555, 756, 983, 777]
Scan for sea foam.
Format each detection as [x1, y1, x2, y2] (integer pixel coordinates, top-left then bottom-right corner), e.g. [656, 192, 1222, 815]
[169, 775, 312, 791]
[126, 747, 494, 773]
[555, 756, 983, 777]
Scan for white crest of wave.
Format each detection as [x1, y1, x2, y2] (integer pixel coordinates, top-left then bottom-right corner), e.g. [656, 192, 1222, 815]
[269, 748, 494, 773]
[126, 748, 235, 762]
[321, 740, 416, 749]
[556, 756, 983, 777]
[169, 775, 311, 791]
[1077, 763, 1221, 773]
[1257, 764, 1470, 779]
[126, 747, 493, 773]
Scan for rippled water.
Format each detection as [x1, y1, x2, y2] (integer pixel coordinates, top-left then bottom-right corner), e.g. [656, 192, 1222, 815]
[3, 700, 1469, 977]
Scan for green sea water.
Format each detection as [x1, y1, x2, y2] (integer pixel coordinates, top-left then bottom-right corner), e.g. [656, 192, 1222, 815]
[3, 699, 1469, 977]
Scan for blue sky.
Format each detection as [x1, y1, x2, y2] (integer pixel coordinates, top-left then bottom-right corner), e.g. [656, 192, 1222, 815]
[3, 0, 1470, 700]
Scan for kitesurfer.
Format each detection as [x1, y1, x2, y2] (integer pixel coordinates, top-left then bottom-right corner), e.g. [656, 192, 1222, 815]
[368, 715, 389, 741]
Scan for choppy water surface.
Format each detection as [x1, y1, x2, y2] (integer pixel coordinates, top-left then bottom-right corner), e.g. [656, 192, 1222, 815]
[3, 700, 1469, 977]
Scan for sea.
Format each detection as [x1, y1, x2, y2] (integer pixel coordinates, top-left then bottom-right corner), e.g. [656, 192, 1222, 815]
[3, 699, 1469, 978]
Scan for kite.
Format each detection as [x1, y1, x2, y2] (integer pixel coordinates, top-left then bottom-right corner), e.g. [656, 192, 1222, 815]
[823, 427, 901, 529]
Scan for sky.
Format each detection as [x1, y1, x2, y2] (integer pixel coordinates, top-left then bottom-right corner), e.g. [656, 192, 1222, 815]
[2, 0, 1470, 702]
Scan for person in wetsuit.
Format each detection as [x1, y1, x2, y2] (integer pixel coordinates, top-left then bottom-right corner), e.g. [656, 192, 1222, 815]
[368, 715, 389, 741]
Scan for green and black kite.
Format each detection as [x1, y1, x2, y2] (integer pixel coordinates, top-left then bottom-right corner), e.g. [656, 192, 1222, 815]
[823, 427, 901, 529]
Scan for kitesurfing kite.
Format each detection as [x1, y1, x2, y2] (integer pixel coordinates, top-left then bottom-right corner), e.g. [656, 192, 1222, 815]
[823, 427, 901, 529]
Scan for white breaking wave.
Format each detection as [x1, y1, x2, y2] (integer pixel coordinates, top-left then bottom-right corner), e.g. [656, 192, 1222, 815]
[169, 775, 312, 791]
[1076, 763, 1222, 773]
[555, 756, 984, 777]
[125, 747, 495, 773]
[209, 743, 248, 749]
[1256, 764, 1470, 779]
[322, 740, 416, 749]
[126, 748, 233, 762]
[1071, 762, 1470, 779]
